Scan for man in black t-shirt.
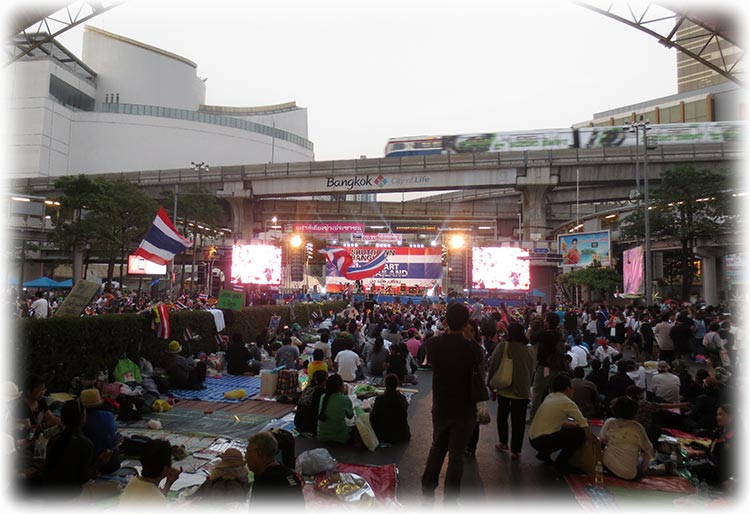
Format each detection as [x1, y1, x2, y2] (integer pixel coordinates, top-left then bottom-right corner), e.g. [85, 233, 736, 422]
[246, 431, 304, 505]
[421, 302, 484, 505]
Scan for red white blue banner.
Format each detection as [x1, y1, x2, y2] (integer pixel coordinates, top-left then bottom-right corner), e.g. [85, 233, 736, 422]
[323, 247, 442, 291]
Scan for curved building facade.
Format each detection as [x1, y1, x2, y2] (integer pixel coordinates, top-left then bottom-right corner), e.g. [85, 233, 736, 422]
[7, 26, 314, 179]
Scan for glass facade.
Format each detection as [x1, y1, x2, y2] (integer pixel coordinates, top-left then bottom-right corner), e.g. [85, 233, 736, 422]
[49, 75, 95, 111]
[100, 102, 314, 151]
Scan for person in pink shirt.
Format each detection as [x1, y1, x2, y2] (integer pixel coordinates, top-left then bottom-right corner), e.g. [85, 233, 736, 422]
[404, 328, 421, 358]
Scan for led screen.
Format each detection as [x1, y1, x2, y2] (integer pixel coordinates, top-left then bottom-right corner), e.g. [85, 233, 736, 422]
[128, 255, 167, 275]
[231, 244, 281, 285]
[471, 247, 530, 290]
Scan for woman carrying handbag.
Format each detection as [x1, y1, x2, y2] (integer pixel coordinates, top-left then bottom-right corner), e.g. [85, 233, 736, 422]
[487, 323, 535, 459]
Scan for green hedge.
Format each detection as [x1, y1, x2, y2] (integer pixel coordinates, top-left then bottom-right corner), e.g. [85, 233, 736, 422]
[14, 301, 346, 392]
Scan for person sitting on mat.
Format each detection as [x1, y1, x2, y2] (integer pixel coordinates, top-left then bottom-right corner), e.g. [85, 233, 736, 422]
[161, 340, 207, 390]
[317, 374, 354, 444]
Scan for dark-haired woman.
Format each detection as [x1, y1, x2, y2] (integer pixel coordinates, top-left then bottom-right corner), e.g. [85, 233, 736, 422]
[43, 399, 103, 497]
[599, 396, 652, 480]
[370, 374, 411, 443]
[487, 323, 535, 459]
[317, 374, 353, 444]
[690, 404, 737, 489]
[366, 336, 389, 377]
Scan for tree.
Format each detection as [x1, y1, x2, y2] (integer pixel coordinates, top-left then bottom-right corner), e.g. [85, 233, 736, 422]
[51, 175, 157, 284]
[620, 165, 735, 300]
[557, 263, 622, 302]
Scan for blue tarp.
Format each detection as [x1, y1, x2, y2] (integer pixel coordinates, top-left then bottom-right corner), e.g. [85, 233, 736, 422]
[22, 277, 63, 288]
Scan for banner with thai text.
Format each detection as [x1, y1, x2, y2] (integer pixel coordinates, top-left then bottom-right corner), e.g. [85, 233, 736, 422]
[293, 222, 364, 234]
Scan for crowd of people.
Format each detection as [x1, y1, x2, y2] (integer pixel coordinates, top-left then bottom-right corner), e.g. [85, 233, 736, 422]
[6, 292, 741, 505]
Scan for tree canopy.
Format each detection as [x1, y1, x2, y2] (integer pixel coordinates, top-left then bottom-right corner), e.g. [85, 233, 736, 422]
[620, 165, 736, 299]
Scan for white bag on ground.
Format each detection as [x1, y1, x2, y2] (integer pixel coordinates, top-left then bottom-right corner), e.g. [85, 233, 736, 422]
[355, 413, 380, 451]
[296, 448, 337, 475]
[259, 370, 279, 396]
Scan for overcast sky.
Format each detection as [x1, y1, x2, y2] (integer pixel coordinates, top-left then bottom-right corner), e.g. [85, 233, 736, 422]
[9, 0, 745, 163]
[4, 0, 747, 165]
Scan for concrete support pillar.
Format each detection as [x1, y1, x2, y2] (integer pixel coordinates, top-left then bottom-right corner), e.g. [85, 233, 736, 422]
[700, 255, 718, 306]
[652, 252, 664, 280]
[224, 197, 254, 241]
[516, 167, 556, 241]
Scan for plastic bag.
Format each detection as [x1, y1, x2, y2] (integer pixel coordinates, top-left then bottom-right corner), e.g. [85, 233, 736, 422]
[476, 401, 491, 425]
[296, 448, 337, 475]
[151, 399, 172, 412]
[316, 472, 375, 505]
[355, 413, 379, 451]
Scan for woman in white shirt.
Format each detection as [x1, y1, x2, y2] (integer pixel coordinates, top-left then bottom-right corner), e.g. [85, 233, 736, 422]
[600, 396, 653, 480]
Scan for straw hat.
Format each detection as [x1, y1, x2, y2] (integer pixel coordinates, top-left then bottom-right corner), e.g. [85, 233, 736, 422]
[167, 340, 182, 353]
[80, 388, 103, 408]
[2, 381, 22, 402]
[215, 448, 246, 469]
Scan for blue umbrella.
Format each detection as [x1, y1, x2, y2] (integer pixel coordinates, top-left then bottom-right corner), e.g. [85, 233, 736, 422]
[531, 288, 546, 298]
[23, 277, 63, 288]
[56, 279, 73, 288]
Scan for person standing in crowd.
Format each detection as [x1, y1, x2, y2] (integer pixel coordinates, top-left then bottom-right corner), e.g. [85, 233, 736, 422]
[528, 374, 588, 473]
[653, 314, 674, 362]
[30, 291, 49, 319]
[120, 439, 182, 503]
[245, 431, 304, 505]
[670, 313, 693, 363]
[487, 322, 535, 460]
[421, 302, 484, 505]
[529, 312, 567, 421]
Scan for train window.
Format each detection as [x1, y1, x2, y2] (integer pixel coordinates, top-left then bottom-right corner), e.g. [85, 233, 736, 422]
[391, 143, 405, 150]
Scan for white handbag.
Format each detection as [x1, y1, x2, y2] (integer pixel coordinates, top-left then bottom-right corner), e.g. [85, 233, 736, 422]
[489, 342, 513, 390]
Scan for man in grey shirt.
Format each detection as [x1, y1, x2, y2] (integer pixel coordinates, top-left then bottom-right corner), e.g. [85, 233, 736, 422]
[275, 336, 300, 370]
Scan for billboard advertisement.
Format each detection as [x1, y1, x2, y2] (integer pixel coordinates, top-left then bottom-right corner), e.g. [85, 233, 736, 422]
[231, 244, 282, 285]
[128, 255, 167, 275]
[322, 246, 442, 293]
[557, 230, 611, 268]
[471, 247, 530, 291]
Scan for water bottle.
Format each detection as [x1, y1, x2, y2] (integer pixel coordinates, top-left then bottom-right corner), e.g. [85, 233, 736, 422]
[594, 461, 604, 487]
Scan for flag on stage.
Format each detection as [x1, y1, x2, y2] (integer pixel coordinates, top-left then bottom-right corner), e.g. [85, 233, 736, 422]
[135, 207, 192, 265]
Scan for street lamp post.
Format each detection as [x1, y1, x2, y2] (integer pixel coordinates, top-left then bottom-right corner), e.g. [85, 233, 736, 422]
[625, 118, 652, 304]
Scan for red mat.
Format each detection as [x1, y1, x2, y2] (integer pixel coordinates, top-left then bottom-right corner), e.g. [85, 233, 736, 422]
[302, 462, 399, 508]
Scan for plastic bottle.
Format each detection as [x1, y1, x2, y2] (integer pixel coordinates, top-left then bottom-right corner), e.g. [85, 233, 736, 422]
[594, 461, 604, 487]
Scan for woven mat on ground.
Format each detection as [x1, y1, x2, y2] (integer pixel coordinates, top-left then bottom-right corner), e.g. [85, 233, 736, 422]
[170, 375, 262, 402]
[303, 462, 399, 508]
[119, 409, 273, 439]
[566, 473, 696, 509]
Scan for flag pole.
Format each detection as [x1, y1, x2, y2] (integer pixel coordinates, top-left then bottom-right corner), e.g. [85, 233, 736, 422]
[169, 184, 179, 298]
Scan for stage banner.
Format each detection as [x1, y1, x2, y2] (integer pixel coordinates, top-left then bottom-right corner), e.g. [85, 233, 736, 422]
[557, 230, 611, 268]
[293, 222, 364, 234]
[623, 246, 644, 295]
[323, 246, 442, 292]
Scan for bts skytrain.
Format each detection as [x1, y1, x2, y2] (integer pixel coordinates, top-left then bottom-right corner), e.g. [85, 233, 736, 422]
[384, 121, 744, 158]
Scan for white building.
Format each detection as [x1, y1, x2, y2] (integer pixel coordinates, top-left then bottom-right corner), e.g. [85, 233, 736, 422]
[6, 26, 314, 179]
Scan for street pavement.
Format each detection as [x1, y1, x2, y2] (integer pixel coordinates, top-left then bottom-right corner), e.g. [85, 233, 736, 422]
[294, 368, 581, 508]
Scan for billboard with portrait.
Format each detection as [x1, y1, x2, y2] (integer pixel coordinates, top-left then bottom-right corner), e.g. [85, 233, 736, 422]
[231, 244, 282, 285]
[471, 247, 530, 290]
[557, 230, 611, 268]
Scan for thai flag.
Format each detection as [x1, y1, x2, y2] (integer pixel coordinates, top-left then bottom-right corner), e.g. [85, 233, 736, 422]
[184, 328, 194, 342]
[174, 301, 188, 311]
[135, 207, 193, 265]
[233, 283, 244, 292]
[151, 303, 170, 339]
[318, 247, 388, 281]
[199, 293, 208, 301]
